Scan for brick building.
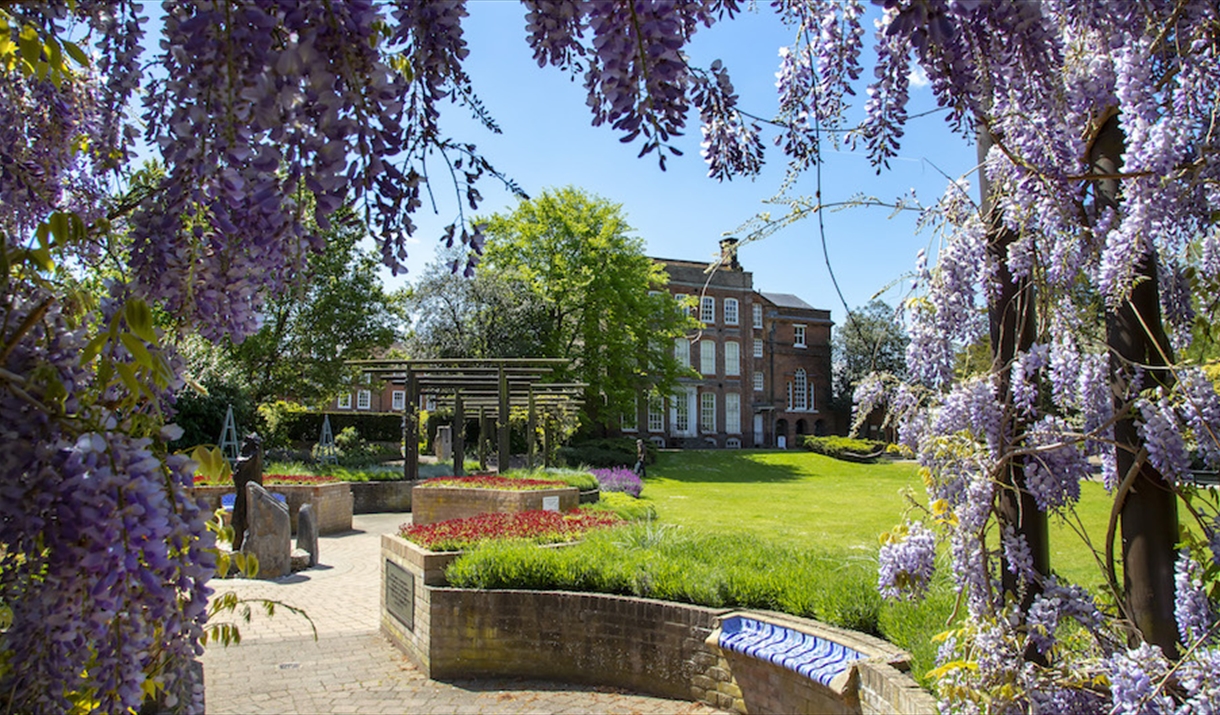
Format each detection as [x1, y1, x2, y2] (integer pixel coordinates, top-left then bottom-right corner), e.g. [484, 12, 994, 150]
[624, 239, 836, 449]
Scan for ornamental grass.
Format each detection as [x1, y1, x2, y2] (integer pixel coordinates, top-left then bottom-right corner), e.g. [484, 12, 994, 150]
[400, 509, 624, 552]
[417, 475, 567, 490]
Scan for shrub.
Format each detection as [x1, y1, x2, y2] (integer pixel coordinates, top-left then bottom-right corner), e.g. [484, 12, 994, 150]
[802, 435, 886, 461]
[446, 526, 885, 636]
[172, 378, 255, 449]
[586, 492, 656, 521]
[589, 467, 643, 497]
[557, 437, 655, 469]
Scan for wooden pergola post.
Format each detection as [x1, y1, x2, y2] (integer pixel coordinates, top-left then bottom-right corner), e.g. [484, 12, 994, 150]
[527, 386, 537, 469]
[402, 368, 418, 482]
[497, 366, 510, 473]
[453, 391, 465, 476]
[478, 406, 488, 472]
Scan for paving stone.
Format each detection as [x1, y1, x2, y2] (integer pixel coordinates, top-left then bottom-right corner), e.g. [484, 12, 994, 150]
[202, 512, 726, 715]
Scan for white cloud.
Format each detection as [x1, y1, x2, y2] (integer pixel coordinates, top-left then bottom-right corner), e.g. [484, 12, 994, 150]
[908, 65, 930, 89]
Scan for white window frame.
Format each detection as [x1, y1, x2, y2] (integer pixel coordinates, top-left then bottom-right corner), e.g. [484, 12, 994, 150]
[787, 381, 793, 411]
[648, 393, 665, 432]
[700, 340, 716, 375]
[725, 393, 741, 434]
[622, 395, 639, 432]
[725, 341, 740, 376]
[672, 388, 696, 437]
[677, 294, 693, 317]
[391, 390, 406, 411]
[357, 389, 371, 410]
[794, 324, 807, 348]
[753, 373, 764, 392]
[794, 369, 808, 411]
[675, 338, 691, 368]
[700, 392, 717, 433]
[753, 303, 763, 329]
[701, 296, 716, 324]
[337, 393, 352, 410]
[724, 298, 739, 325]
[753, 338, 763, 358]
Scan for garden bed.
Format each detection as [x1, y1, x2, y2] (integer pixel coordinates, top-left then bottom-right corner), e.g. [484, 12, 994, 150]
[193, 481, 353, 534]
[379, 533, 933, 714]
[410, 479, 579, 527]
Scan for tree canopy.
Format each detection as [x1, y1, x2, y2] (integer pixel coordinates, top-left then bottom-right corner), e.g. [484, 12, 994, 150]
[831, 299, 908, 412]
[479, 187, 696, 433]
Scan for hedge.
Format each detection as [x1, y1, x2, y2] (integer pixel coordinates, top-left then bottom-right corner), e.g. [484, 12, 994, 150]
[802, 435, 886, 462]
[278, 410, 404, 443]
[557, 437, 656, 469]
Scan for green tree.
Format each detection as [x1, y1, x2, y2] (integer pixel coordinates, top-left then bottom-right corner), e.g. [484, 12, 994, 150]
[832, 300, 908, 410]
[479, 187, 696, 433]
[407, 247, 550, 359]
[222, 210, 406, 406]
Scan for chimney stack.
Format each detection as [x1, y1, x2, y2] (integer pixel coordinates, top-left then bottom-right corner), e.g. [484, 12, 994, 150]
[719, 237, 741, 271]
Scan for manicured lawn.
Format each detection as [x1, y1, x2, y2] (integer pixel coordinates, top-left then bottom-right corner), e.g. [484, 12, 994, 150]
[643, 449, 1113, 589]
[644, 449, 924, 549]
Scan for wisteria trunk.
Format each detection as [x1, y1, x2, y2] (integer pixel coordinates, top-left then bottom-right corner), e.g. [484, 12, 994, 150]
[1092, 114, 1181, 658]
[980, 130, 1051, 643]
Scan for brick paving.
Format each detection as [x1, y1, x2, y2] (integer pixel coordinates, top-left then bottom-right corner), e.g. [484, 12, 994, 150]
[201, 513, 721, 714]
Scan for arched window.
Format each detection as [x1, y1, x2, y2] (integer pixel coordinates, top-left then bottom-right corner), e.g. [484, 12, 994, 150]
[794, 369, 808, 411]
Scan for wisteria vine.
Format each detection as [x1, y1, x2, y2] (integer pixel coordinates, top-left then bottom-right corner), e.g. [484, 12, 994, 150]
[6, 0, 1220, 712]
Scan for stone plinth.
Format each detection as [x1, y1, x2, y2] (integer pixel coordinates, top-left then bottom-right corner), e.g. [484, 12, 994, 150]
[410, 485, 579, 527]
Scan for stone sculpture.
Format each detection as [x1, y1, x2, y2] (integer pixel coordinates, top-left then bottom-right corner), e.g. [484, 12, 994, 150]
[243, 482, 291, 579]
[230, 432, 263, 550]
[297, 503, 319, 568]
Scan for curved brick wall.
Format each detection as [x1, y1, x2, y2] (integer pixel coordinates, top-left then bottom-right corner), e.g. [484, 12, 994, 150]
[380, 534, 937, 714]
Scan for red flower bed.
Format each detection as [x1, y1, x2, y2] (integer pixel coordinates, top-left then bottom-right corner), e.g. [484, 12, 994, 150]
[400, 509, 624, 551]
[417, 475, 566, 491]
[192, 473, 338, 486]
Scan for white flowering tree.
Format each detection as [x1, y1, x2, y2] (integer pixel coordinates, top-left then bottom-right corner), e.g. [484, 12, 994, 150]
[2, 1, 1218, 712]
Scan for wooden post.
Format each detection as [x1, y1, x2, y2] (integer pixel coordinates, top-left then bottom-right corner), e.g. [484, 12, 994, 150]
[498, 366, 510, 473]
[453, 391, 465, 476]
[1093, 114, 1179, 657]
[478, 406, 488, 471]
[402, 369, 418, 482]
[527, 387, 537, 469]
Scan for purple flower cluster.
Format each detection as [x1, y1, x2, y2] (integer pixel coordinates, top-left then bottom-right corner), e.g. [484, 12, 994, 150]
[0, 285, 213, 712]
[1105, 643, 1174, 715]
[877, 521, 936, 601]
[590, 467, 643, 498]
[1023, 416, 1087, 511]
[1174, 551, 1214, 648]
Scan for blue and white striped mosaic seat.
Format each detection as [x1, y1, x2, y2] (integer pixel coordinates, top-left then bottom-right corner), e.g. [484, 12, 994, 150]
[717, 616, 864, 686]
[219, 491, 286, 511]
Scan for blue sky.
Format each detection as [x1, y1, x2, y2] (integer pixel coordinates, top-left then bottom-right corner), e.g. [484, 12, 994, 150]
[392, 3, 979, 321]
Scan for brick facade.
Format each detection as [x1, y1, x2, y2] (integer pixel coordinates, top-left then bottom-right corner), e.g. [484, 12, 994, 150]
[631, 239, 836, 449]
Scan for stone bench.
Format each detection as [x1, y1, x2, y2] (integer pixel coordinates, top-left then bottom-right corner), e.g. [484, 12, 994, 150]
[716, 615, 864, 687]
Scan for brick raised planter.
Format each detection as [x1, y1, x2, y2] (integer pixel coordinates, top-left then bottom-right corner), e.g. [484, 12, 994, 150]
[193, 482, 353, 535]
[350, 481, 413, 513]
[379, 534, 935, 714]
[410, 484, 579, 527]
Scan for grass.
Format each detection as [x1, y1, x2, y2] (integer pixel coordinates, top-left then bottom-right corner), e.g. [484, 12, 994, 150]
[641, 450, 924, 552]
[642, 449, 1113, 588]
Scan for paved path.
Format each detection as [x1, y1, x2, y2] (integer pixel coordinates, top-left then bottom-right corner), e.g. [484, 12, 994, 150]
[201, 513, 721, 714]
